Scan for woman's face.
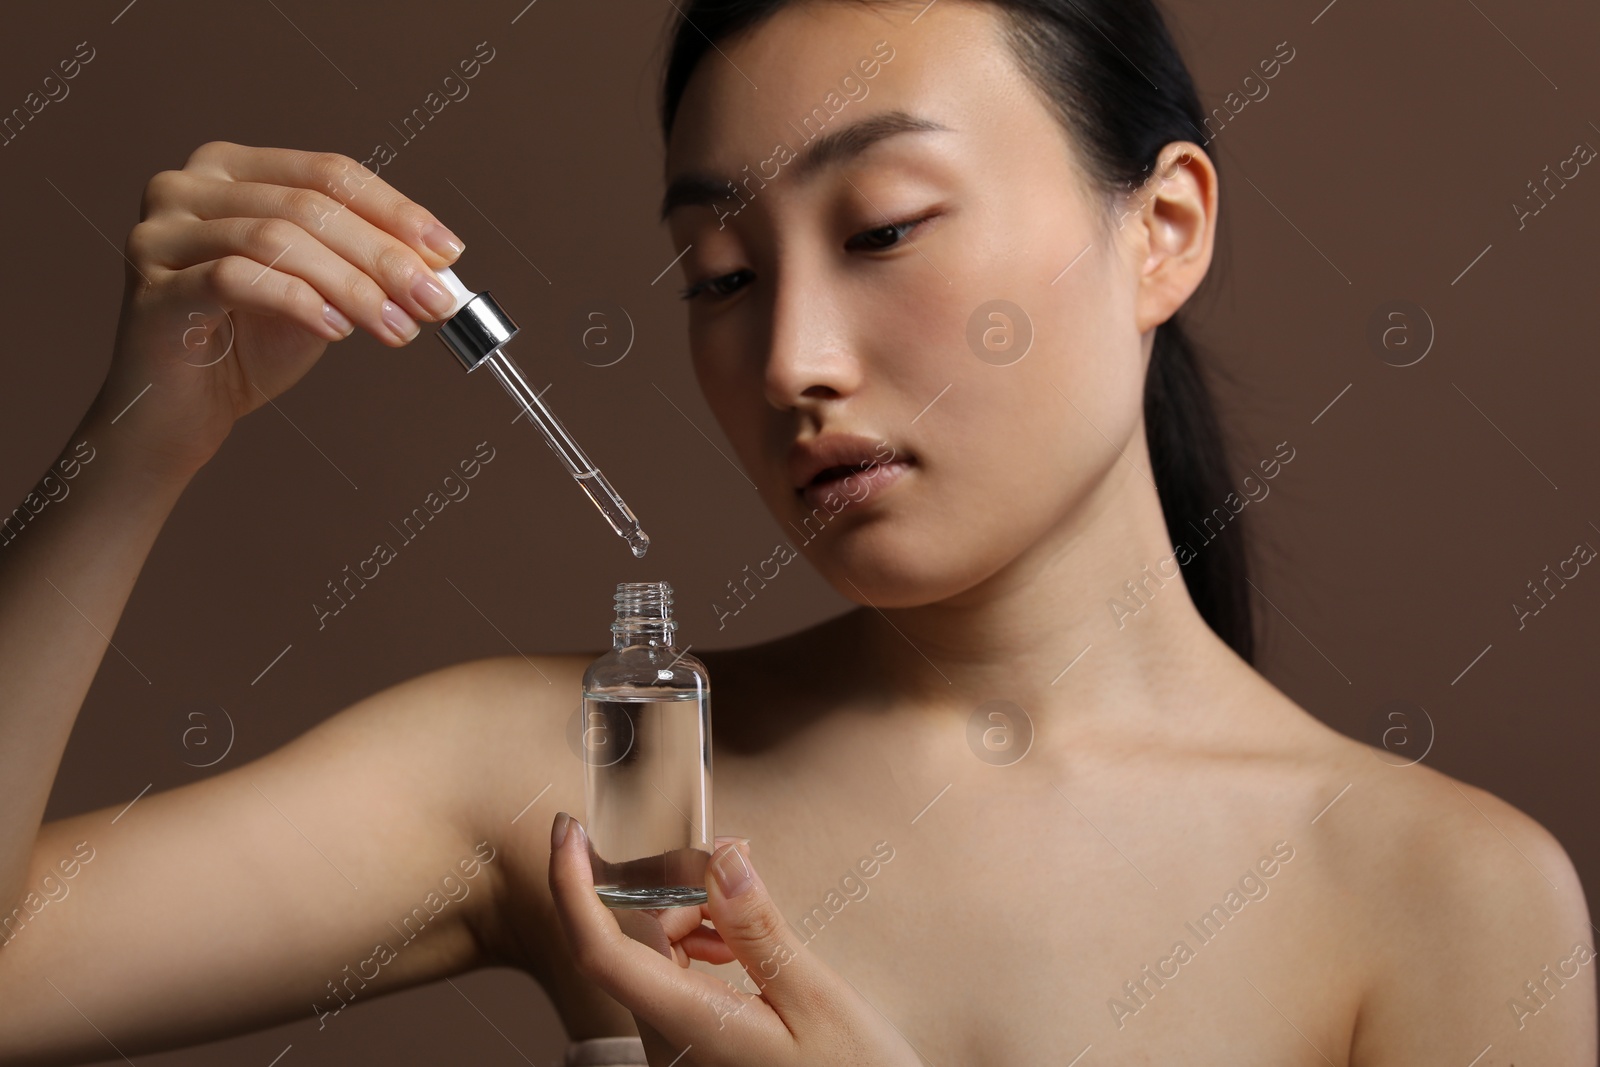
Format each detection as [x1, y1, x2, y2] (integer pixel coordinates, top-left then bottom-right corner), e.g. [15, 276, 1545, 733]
[663, 0, 1209, 609]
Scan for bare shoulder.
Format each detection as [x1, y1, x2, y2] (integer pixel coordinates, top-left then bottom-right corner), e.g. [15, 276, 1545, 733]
[1349, 763, 1594, 1061]
[1358, 763, 1592, 1060]
[295, 649, 600, 923]
[400, 649, 598, 826]
[408, 652, 603, 957]
[1253, 690, 1596, 1063]
[318, 651, 594, 823]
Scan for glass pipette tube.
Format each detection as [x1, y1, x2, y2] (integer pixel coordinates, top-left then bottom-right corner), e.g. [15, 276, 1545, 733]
[483, 344, 650, 558]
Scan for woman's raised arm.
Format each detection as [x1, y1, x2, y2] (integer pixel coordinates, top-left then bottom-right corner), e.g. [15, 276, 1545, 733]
[0, 140, 468, 910]
[0, 142, 545, 1063]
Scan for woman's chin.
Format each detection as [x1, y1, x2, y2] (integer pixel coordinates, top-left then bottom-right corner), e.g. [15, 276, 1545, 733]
[811, 529, 988, 610]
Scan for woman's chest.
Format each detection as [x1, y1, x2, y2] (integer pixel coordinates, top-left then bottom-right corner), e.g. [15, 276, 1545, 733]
[689, 748, 1366, 1063]
[507, 696, 1368, 1063]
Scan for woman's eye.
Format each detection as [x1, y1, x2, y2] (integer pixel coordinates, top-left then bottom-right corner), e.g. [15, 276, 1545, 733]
[678, 216, 931, 302]
[679, 268, 753, 302]
[845, 216, 928, 252]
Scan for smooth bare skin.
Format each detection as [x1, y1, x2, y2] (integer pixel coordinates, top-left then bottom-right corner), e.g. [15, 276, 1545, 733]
[0, 2, 1593, 1066]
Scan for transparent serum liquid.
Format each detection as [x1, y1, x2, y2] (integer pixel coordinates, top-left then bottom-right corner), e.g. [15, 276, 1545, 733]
[582, 689, 713, 908]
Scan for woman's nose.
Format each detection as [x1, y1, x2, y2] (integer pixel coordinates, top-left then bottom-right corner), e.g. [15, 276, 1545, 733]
[760, 278, 863, 411]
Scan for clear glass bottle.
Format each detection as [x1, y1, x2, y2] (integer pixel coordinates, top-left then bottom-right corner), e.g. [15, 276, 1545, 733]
[581, 581, 713, 908]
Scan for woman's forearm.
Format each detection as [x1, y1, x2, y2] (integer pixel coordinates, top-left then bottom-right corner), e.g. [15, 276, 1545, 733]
[0, 391, 196, 913]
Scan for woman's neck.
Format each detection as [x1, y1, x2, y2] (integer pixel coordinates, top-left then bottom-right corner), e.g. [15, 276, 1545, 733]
[842, 454, 1240, 722]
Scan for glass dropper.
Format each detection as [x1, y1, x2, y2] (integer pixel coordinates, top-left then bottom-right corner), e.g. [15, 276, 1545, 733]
[433, 267, 650, 558]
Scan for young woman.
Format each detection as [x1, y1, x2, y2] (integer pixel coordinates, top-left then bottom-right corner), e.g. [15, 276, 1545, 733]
[1, 0, 1593, 1064]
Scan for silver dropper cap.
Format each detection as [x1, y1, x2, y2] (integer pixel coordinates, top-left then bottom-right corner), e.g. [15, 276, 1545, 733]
[435, 267, 518, 372]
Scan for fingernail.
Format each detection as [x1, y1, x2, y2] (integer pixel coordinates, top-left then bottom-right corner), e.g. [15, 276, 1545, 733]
[411, 271, 456, 318]
[380, 300, 419, 343]
[712, 841, 753, 898]
[552, 811, 571, 850]
[322, 302, 353, 338]
[422, 221, 464, 261]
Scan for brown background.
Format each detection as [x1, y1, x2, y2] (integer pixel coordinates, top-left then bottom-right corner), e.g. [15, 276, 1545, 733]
[2, 0, 1596, 1062]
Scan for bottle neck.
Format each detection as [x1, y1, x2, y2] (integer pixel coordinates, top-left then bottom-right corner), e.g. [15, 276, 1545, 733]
[612, 623, 675, 651]
[610, 581, 676, 651]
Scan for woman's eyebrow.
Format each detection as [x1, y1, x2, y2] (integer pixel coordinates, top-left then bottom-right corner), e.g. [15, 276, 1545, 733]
[659, 109, 952, 222]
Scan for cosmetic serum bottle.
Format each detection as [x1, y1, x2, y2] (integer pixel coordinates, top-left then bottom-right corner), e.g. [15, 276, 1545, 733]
[581, 581, 713, 908]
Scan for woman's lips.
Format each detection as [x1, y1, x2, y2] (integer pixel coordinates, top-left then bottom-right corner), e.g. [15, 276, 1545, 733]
[798, 458, 914, 511]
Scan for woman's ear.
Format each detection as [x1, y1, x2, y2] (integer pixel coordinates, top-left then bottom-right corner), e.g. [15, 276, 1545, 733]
[1121, 141, 1217, 335]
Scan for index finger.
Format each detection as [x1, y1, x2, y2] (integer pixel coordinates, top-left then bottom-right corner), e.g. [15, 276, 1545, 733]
[184, 141, 463, 266]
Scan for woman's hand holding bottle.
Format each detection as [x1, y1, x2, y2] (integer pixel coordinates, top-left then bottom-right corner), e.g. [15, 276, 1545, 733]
[548, 813, 925, 1067]
[96, 140, 465, 481]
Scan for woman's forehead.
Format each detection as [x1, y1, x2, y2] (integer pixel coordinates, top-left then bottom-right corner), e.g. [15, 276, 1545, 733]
[662, 0, 1014, 173]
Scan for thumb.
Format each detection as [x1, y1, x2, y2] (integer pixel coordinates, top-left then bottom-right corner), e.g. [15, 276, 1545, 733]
[705, 840, 828, 1025]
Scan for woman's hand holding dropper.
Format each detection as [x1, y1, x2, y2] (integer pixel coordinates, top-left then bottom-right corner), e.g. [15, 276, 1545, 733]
[97, 140, 465, 482]
[0, 140, 464, 931]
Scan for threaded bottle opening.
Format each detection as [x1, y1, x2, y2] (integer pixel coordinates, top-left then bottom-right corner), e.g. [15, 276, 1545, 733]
[612, 581, 676, 641]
